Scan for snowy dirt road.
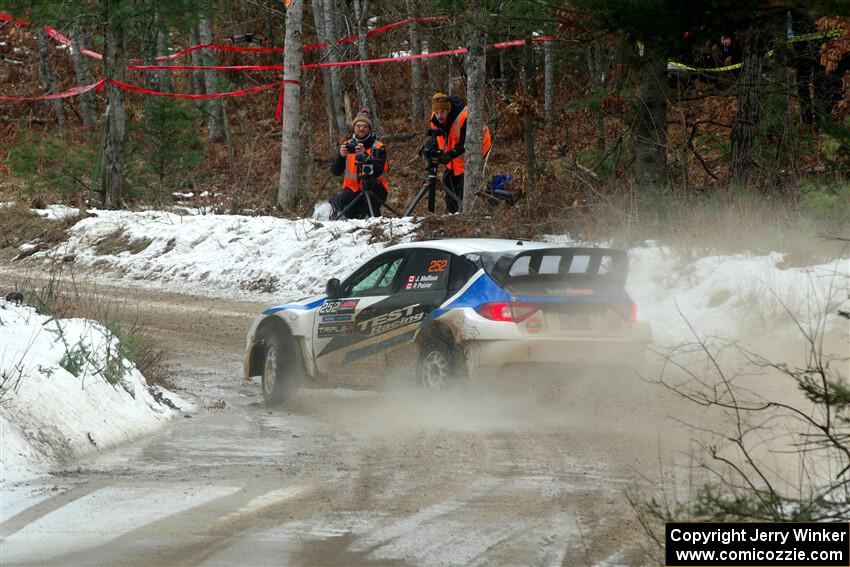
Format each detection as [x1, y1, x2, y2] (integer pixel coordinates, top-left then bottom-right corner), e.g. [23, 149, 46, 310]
[0, 274, 683, 566]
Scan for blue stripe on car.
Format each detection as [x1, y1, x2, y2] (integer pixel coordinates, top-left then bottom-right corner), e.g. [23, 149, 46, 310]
[343, 330, 417, 362]
[431, 272, 511, 318]
[431, 272, 629, 319]
[263, 297, 325, 315]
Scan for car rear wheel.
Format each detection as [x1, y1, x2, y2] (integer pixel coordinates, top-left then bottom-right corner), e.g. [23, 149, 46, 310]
[417, 338, 463, 393]
[259, 330, 297, 406]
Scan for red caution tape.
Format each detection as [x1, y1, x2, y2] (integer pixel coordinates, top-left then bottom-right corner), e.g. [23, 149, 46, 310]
[1, 13, 452, 64]
[305, 36, 553, 69]
[0, 11, 30, 25]
[128, 44, 284, 64]
[0, 79, 105, 101]
[128, 63, 284, 72]
[1, 12, 103, 59]
[129, 36, 554, 73]
[43, 25, 102, 59]
[107, 78, 299, 99]
[127, 16, 454, 63]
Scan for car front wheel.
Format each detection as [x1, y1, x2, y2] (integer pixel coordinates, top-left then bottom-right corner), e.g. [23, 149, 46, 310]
[259, 330, 297, 406]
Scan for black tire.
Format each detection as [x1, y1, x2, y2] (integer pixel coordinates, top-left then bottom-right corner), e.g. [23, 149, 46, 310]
[416, 336, 465, 393]
[259, 330, 298, 406]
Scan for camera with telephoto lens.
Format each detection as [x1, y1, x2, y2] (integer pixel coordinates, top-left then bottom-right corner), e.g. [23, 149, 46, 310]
[420, 128, 444, 161]
[420, 128, 446, 178]
[357, 153, 375, 177]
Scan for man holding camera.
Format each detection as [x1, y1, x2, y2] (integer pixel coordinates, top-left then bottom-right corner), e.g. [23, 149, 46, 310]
[329, 108, 389, 219]
[429, 92, 492, 213]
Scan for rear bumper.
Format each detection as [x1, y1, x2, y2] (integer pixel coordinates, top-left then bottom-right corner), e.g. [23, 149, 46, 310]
[462, 324, 650, 378]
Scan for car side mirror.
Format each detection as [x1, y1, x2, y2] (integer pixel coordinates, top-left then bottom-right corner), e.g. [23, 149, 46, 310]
[326, 277, 343, 299]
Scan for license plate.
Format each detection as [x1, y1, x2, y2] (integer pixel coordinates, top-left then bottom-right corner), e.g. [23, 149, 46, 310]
[559, 313, 590, 330]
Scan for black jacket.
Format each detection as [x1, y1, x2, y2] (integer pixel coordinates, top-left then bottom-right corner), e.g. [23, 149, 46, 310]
[429, 95, 467, 159]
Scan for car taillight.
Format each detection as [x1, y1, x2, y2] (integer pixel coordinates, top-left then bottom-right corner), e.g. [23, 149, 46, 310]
[477, 302, 540, 323]
[613, 301, 638, 322]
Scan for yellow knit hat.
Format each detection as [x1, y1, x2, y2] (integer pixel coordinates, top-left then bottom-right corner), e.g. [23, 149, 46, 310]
[431, 92, 451, 112]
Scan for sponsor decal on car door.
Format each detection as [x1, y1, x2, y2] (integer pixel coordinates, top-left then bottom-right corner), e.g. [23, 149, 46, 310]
[312, 252, 406, 375]
[338, 250, 454, 371]
[313, 250, 454, 376]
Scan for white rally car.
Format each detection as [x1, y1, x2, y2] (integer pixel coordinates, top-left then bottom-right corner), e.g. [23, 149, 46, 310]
[244, 239, 651, 404]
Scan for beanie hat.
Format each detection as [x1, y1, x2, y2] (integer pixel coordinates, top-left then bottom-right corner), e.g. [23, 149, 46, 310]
[352, 108, 373, 128]
[432, 92, 451, 112]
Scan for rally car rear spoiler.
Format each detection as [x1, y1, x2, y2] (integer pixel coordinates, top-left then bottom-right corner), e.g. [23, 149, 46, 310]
[485, 247, 629, 293]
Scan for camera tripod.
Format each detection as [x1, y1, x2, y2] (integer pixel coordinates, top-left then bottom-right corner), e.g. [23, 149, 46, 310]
[332, 168, 401, 220]
[402, 160, 462, 216]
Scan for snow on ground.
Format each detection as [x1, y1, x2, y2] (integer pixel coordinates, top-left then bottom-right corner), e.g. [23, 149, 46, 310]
[1, 299, 190, 483]
[1, 206, 848, 484]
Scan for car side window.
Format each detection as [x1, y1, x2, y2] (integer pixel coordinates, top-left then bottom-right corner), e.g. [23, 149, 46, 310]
[449, 255, 478, 292]
[348, 255, 404, 296]
[398, 249, 451, 292]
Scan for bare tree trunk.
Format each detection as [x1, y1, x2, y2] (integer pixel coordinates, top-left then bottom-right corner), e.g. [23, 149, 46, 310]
[427, 35, 448, 93]
[587, 43, 605, 151]
[101, 0, 126, 209]
[311, 0, 336, 145]
[523, 37, 536, 195]
[156, 19, 172, 93]
[266, 0, 278, 49]
[140, 13, 160, 135]
[324, 0, 348, 139]
[189, 25, 205, 97]
[463, 2, 486, 214]
[198, 17, 227, 143]
[70, 24, 95, 127]
[278, 0, 305, 207]
[405, 0, 424, 124]
[634, 44, 667, 188]
[352, 0, 379, 130]
[498, 50, 509, 96]
[544, 39, 554, 130]
[36, 29, 66, 133]
[731, 32, 763, 188]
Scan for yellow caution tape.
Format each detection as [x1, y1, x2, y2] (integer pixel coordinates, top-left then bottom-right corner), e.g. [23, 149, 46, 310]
[668, 29, 843, 73]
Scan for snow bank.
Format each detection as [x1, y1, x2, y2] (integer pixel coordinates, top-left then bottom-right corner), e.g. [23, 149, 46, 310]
[34, 210, 419, 300]
[0, 300, 189, 482]
[628, 245, 848, 345]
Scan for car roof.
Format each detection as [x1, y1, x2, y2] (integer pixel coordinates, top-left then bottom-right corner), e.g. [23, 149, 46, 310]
[384, 238, 553, 255]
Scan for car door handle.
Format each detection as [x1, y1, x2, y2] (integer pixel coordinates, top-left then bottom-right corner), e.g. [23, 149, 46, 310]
[360, 307, 378, 317]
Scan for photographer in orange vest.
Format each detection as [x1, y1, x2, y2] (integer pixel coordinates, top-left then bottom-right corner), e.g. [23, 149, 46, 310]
[429, 93, 492, 213]
[329, 108, 389, 218]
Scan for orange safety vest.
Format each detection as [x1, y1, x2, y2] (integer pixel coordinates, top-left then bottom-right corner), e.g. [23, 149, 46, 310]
[430, 106, 492, 175]
[342, 141, 390, 193]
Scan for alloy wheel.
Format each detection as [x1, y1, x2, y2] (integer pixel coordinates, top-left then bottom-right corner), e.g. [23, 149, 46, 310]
[262, 346, 278, 396]
[420, 349, 451, 393]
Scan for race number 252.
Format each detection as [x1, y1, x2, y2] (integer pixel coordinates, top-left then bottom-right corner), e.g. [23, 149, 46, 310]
[428, 259, 448, 273]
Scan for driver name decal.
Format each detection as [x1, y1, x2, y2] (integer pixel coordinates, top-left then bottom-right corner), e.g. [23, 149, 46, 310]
[405, 274, 439, 290]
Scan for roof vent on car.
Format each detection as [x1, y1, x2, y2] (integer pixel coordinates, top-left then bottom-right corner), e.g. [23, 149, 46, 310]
[516, 240, 524, 246]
